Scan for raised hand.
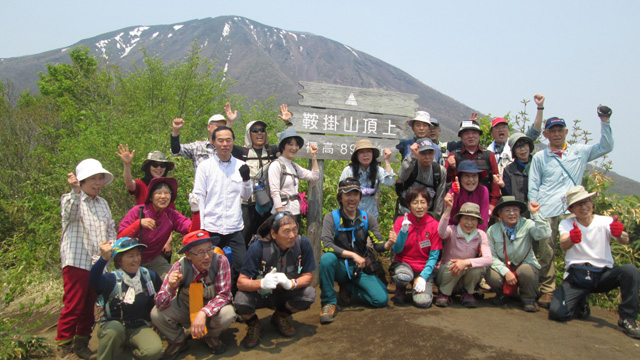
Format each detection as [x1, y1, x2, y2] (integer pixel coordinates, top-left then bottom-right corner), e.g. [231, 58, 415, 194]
[597, 105, 612, 119]
[383, 148, 392, 162]
[534, 94, 545, 108]
[278, 104, 292, 122]
[116, 144, 135, 165]
[610, 215, 624, 237]
[469, 112, 478, 121]
[529, 201, 540, 215]
[172, 118, 185, 132]
[188, 193, 200, 213]
[167, 269, 183, 291]
[570, 223, 582, 244]
[444, 192, 454, 208]
[493, 173, 505, 188]
[239, 164, 250, 182]
[401, 212, 411, 233]
[451, 176, 460, 193]
[99, 240, 113, 260]
[224, 102, 238, 122]
[309, 142, 318, 158]
[409, 142, 420, 159]
[67, 172, 81, 193]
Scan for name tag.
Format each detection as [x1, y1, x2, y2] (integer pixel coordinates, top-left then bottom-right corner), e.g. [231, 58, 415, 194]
[419, 240, 431, 248]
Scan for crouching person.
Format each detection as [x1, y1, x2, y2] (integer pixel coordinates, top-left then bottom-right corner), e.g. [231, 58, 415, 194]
[151, 231, 236, 359]
[90, 238, 163, 360]
[235, 213, 316, 348]
[319, 178, 391, 324]
[435, 196, 492, 308]
[549, 186, 640, 339]
[486, 196, 550, 312]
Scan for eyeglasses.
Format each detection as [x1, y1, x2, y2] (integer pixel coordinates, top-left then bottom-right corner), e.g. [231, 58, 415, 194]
[501, 207, 521, 214]
[250, 128, 266, 133]
[190, 247, 216, 258]
[149, 162, 167, 168]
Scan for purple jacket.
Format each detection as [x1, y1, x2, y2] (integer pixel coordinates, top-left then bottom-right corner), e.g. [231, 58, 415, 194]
[447, 184, 490, 231]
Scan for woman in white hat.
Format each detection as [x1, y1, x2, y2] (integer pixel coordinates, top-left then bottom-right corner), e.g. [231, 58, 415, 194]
[56, 158, 117, 359]
[339, 139, 395, 218]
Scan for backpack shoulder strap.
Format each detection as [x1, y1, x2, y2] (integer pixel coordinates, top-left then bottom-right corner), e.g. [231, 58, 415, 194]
[359, 209, 368, 233]
[332, 209, 342, 234]
[431, 162, 441, 189]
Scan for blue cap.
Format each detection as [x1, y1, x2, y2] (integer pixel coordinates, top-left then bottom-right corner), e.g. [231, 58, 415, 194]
[112, 237, 147, 258]
[416, 138, 436, 152]
[456, 160, 487, 179]
[545, 117, 566, 129]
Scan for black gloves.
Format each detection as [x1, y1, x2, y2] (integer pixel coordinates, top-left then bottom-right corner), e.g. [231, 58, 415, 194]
[597, 105, 612, 118]
[239, 164, 250, 182]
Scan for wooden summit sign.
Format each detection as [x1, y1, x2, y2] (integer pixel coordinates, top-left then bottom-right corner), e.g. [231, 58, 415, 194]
[290, 81, 419, 161]
[296, 81, 419, 286]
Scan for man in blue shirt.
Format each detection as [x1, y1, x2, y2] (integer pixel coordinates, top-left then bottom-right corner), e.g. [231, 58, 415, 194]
[528, 105, 614, 308]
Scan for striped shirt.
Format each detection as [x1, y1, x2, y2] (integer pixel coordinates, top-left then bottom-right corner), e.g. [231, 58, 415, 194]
[60, 191, 117, 271]
[155, 255, 232, 317]
[172, 139, 216, 171]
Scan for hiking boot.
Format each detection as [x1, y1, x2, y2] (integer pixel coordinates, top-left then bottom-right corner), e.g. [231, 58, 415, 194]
[203, 335, 226, 354]
[338, 284, 351, 306]
[72, 336, 92, 360]
[523, 300, 538, 313]
[242, 315, 262, 349]
[576, 300, 591, 319]
[271, 310, 296, 337]
[461, 293, 478, 308]
[435, 294, 452, 308]
[538, 293, 552, 309]
[163, 341, 188, 360]
[320, 304, 337, 324]
[392, 286, 407, 306]
[491, 293, 506, 306]
[56, 342, 80, 360]
[618, 318, 640, 339]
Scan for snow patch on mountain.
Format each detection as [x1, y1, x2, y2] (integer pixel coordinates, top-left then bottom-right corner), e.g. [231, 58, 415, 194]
[173, 25, 183, 31]
[129, 26, 149, 37]
[344, 45, 359, 59]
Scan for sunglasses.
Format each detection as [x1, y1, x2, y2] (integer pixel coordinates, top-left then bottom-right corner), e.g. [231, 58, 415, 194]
[250, 128, 266, 133]
[274, 211, 293, 222]
[149, 162, 167, 168]
[117, 237, 139, 248]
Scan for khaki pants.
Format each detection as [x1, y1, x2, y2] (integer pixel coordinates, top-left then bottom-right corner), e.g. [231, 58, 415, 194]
[486, 264, 539, 302]
[97, 321, 162, 360]
[150, 298, 236, 344]
[143, 255, 172, 280]
[435, 262, 486, 296]
[537, 214, 571, 295]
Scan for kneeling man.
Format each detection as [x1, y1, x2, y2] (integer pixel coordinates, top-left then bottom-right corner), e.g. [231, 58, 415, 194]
[549, 185, 640, 339]
[151, 231, 235, 359]
[234, 213, 316, 348]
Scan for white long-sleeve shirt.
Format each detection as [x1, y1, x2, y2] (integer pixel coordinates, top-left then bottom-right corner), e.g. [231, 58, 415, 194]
[193, 155, 252, 234]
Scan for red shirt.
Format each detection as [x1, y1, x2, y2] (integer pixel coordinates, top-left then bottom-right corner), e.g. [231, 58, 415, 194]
[393, 214, 442, 274]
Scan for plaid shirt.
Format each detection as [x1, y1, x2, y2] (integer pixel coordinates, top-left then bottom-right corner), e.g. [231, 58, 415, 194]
[155, 254, 232, 317]
[172, 138, 215, 171]
[60, 190, 117, 271]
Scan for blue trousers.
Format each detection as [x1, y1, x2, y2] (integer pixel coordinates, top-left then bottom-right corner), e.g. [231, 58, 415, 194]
[319, 252, 388, 307]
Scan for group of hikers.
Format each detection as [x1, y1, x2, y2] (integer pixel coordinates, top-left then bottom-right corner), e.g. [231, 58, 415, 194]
[55, 96, 640, 360]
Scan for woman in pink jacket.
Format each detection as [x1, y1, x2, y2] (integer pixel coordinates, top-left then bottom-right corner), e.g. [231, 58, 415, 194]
[435, 194, 492, 308]
[118, 177, 199, 278]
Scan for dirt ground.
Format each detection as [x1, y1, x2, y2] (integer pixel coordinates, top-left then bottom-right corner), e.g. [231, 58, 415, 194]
[34, 286, 640, 360]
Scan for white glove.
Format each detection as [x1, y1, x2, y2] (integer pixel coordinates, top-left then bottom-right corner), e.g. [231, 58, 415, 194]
[401, 213, 411, 233]
[275, 272, 294, 290]
[260, 268, 278, 290]
[188, 193, 200, 212]
[414, 276, 427, 293]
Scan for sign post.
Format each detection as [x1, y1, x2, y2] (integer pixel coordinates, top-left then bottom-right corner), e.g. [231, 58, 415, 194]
[291, 81, 419, 285]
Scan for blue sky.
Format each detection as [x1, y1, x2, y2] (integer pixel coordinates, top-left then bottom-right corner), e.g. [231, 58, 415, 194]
[2, 1, 639, 182]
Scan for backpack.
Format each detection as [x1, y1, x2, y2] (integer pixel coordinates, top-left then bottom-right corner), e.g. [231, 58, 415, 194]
[322, 209, 370, 252]
[395, 162, 441, 197]
[258, 236, 303, 278]
[97, 267, 154, 319]
[254, 159, 298, 214]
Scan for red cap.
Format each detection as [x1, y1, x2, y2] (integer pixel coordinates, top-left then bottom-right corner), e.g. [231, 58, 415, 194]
[491, 117, 508, 129]
[178, 230, 218, 254]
